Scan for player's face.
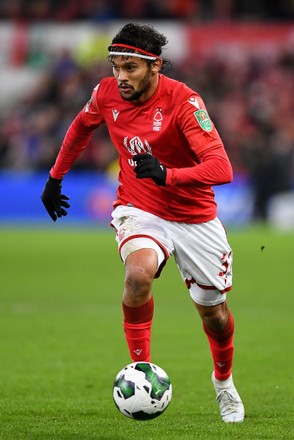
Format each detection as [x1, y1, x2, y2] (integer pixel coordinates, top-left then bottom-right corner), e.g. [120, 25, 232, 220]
[111, 57, 160, 103]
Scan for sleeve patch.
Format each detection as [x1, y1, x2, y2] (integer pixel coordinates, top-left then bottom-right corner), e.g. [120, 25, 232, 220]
[85, 95, 93, 112]
[194, 109, 213, 132]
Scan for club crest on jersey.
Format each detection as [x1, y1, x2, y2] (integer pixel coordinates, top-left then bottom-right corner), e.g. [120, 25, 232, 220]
[124, 136, 152, 155]
[194, 109, 213, 132]
[153, 108, 163, 131]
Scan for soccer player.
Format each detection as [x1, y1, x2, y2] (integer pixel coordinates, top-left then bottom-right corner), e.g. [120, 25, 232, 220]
[41, 23, 245, 423]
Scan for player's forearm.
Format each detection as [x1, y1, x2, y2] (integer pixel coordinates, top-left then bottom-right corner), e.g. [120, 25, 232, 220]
[165, 149, 233, 187]
[50, 112, 95, 179]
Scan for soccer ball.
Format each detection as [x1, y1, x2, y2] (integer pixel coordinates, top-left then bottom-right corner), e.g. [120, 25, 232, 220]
[113, 362, 172, 420]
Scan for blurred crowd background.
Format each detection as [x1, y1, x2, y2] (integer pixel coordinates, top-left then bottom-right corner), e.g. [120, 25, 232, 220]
[0, 1, 294, 225]
[1, 0, 294, 21]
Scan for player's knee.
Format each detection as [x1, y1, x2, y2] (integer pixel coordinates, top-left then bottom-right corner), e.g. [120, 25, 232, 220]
[196, 301, 229, 332]
[203, 312, 228, 332]
[124, 265, 153, 299]
[124, 248, 158, 299]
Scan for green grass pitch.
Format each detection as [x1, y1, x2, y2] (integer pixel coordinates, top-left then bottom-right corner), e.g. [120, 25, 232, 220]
[0, 226, 293, 439]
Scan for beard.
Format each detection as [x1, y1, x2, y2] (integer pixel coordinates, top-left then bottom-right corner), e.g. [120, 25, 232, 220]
[120, 88, 147, 101]
[119, 69, 152, 102]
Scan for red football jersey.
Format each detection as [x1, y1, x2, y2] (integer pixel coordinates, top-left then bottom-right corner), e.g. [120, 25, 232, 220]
[50, 74, 233, 223]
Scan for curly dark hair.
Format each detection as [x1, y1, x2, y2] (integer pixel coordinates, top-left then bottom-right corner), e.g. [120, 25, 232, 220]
[109, 23, 170, 70]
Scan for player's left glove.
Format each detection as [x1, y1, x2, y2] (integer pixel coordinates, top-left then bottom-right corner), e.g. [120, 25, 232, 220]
[133, 154, 167, 186]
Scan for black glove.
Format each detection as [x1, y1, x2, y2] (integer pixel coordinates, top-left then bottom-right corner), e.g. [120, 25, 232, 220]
[133, 154, 167, 186]
[41, 175, 70, 221]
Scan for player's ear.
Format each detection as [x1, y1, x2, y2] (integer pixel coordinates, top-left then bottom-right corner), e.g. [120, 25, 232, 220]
[151, 58, 162, 73]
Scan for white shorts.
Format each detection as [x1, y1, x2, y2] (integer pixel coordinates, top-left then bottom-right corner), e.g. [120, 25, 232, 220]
[111, 205, 232, 306]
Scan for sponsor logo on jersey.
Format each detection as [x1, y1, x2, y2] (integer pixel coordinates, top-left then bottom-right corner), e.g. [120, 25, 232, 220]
[153, 107, 163, 131]
[112, 109, 120, 121]
[194, 109, 213, 132]
[124, 136, 152, 155]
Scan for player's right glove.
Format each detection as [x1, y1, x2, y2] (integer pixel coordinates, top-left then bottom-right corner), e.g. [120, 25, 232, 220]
[134, 154, 167, 186]
[41, 175, 70, 221]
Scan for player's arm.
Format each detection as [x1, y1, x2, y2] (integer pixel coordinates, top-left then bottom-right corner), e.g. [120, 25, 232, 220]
[166, 94, 233, 186]
[134, 95, 233, 187]
[41, 87, 103, 221]
[166, 95, 233, 186]
[134, 146, 232, 187]
[165, 146, 233, 187]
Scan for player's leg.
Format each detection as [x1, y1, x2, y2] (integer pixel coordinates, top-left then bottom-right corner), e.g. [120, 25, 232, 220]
[122, 248, 158, 362]
[111, 206, 172, 363]
[170, 218, 244, 422]
[193, 297, 244, 423]
[195, 299, 234, 382]
[123, 248, 158, 308]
